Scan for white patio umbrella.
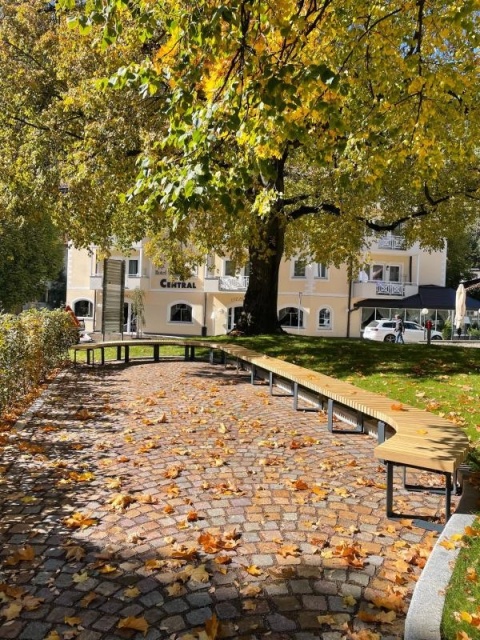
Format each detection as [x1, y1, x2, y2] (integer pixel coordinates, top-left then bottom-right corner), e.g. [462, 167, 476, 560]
[455, 283, 466, 330]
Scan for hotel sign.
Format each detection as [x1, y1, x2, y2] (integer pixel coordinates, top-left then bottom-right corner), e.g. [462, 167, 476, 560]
[160, 279, 197, 289]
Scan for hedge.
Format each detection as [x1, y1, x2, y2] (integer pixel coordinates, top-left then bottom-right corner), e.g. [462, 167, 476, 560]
[0, 308, 78, 416]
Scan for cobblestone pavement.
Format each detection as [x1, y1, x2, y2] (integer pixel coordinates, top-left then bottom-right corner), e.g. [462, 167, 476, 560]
[0, 360, 457, 640]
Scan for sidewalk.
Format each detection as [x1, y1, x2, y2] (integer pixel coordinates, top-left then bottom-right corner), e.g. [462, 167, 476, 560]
[0, 360, 459, 640]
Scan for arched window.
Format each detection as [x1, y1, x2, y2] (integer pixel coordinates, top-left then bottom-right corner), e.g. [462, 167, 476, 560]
[279, 307, 303, 328]
[318, 307, 332, 329]
[170, 303, 193, 323]
[73, 299, 93, 318]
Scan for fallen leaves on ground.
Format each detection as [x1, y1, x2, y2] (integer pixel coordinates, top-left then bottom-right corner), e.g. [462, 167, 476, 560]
[117, 615, 149, 635]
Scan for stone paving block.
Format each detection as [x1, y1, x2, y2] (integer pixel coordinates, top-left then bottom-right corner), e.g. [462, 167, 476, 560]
[0, 361, 459, 640]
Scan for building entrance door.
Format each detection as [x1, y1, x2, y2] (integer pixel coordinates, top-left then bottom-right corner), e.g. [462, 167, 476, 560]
[227, 306, 243, 332]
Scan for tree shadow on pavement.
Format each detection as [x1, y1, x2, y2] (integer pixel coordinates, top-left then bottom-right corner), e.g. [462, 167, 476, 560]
[0, 362, 449, 639]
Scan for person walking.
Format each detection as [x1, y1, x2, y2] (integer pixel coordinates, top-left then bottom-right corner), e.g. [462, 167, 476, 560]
[394, 314, 405, 344]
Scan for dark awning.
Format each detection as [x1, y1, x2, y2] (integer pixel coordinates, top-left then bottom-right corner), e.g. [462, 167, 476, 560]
[354, 285, 480, 310]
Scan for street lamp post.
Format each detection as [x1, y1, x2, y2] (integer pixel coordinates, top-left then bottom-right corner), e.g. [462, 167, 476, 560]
[298, 292, 303, 331]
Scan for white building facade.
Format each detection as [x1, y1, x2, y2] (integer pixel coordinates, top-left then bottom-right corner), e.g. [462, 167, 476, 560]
[66, 233, 447, 338]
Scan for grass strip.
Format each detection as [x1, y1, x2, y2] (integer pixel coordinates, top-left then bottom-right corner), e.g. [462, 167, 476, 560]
[441, 516, 480, 640]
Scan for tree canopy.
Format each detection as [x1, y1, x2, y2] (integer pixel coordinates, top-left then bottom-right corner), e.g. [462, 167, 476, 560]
[2, 1, 480, 331]
[0, 213, 64, 313]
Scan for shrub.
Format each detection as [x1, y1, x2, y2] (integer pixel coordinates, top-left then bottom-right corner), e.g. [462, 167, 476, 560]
[0, 308, 78, 416]
[442, 317, 453, 340]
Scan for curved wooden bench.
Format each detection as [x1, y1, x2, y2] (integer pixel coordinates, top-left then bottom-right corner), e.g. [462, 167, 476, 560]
[72, 339, 470, 521]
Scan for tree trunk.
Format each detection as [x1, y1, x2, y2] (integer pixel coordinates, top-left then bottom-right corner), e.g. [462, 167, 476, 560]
[236, 213, 285, 335]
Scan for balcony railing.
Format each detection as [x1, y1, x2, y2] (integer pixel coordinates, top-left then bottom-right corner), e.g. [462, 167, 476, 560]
[353, 280, 418, 299]
[219, 276, 250, 291]
[375, 281, 405, 296]
[377, 235, 406, 250]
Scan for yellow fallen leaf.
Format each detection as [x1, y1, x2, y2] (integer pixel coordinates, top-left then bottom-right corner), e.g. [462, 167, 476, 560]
[21, 595, 44, 611]
[63, 512, 98, 529]
[244, 564, 263, 576]
[65, 616, 82, 626]
[0, 601, 22, 621]
[439, 539, 456, 550]
[63, 545, 86, 562]
[166, 583, 186, 597]
[72, 571, 89, 583]
[204, 613, 220, 639]
[277, 544, 300, 558]
[190, 565, 210, 583]
[124, 586, 141, 598]
[99, 564, 117, 574]
[80, 592, 97, 606]
[45, 632, 62, 640]
[317, 614, 336, 625]
[117, 616, 149, 635]
[105, 477, 122, 489]
[109, 493, 135, 510]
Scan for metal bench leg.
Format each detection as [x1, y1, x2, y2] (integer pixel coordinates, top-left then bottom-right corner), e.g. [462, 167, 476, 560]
[125, 346, 129, 364]
[377, 421, 386, 444]
[251, 365, 256, 385]
[87, 349, 92, 365]
[117, 345, 122, 361]
[293, 382, 299, 411]
[153, 345, 159, 362]
[269, 372, 274, 395]
[356, 411, 364, 433]
[327, 398, 334, 432]
[101, 348, 105, 366]
[445, 473, 452, 521]
[386, 462, 394, 517]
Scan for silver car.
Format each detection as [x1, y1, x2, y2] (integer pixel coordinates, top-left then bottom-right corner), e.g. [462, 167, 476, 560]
[363, 319, 443, 343]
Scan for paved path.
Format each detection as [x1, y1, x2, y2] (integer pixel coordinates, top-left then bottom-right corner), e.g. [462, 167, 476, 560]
[0, 361, 458, 640]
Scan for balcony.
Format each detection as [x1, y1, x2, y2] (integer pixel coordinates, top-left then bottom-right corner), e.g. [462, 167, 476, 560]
[377, 235, 406, 250]
[203, 276, 250, 292]
[89, 274, 150, 291]
[90, 275, 103, 290]
[375, 282, 405, 296]
[353, 280, 419, 299]
[219, 276, 249, 291]
[125, 275, 150, 291]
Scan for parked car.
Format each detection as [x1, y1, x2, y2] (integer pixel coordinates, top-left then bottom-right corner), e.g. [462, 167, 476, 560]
[363, 319, 443, 343]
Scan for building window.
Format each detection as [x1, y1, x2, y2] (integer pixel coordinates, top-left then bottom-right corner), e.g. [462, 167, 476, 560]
[293, 260, 307, 278]
[170, 303, 193, 323]
[370, 264, 384, 281]
[224, 260, 237, 277]
[128, 259, 139, 276]
[205, 255, 216, 278]
[314, 263, 328, 279]
[387, 265, 401, 282]
[74, 300, 93, 318]
[279, 307, 303, 328]
[318, 307, 332, 329]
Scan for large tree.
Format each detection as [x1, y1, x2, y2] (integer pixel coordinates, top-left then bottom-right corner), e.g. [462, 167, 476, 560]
[4, 1, 480, 333]
[0, 214, 64, 313]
